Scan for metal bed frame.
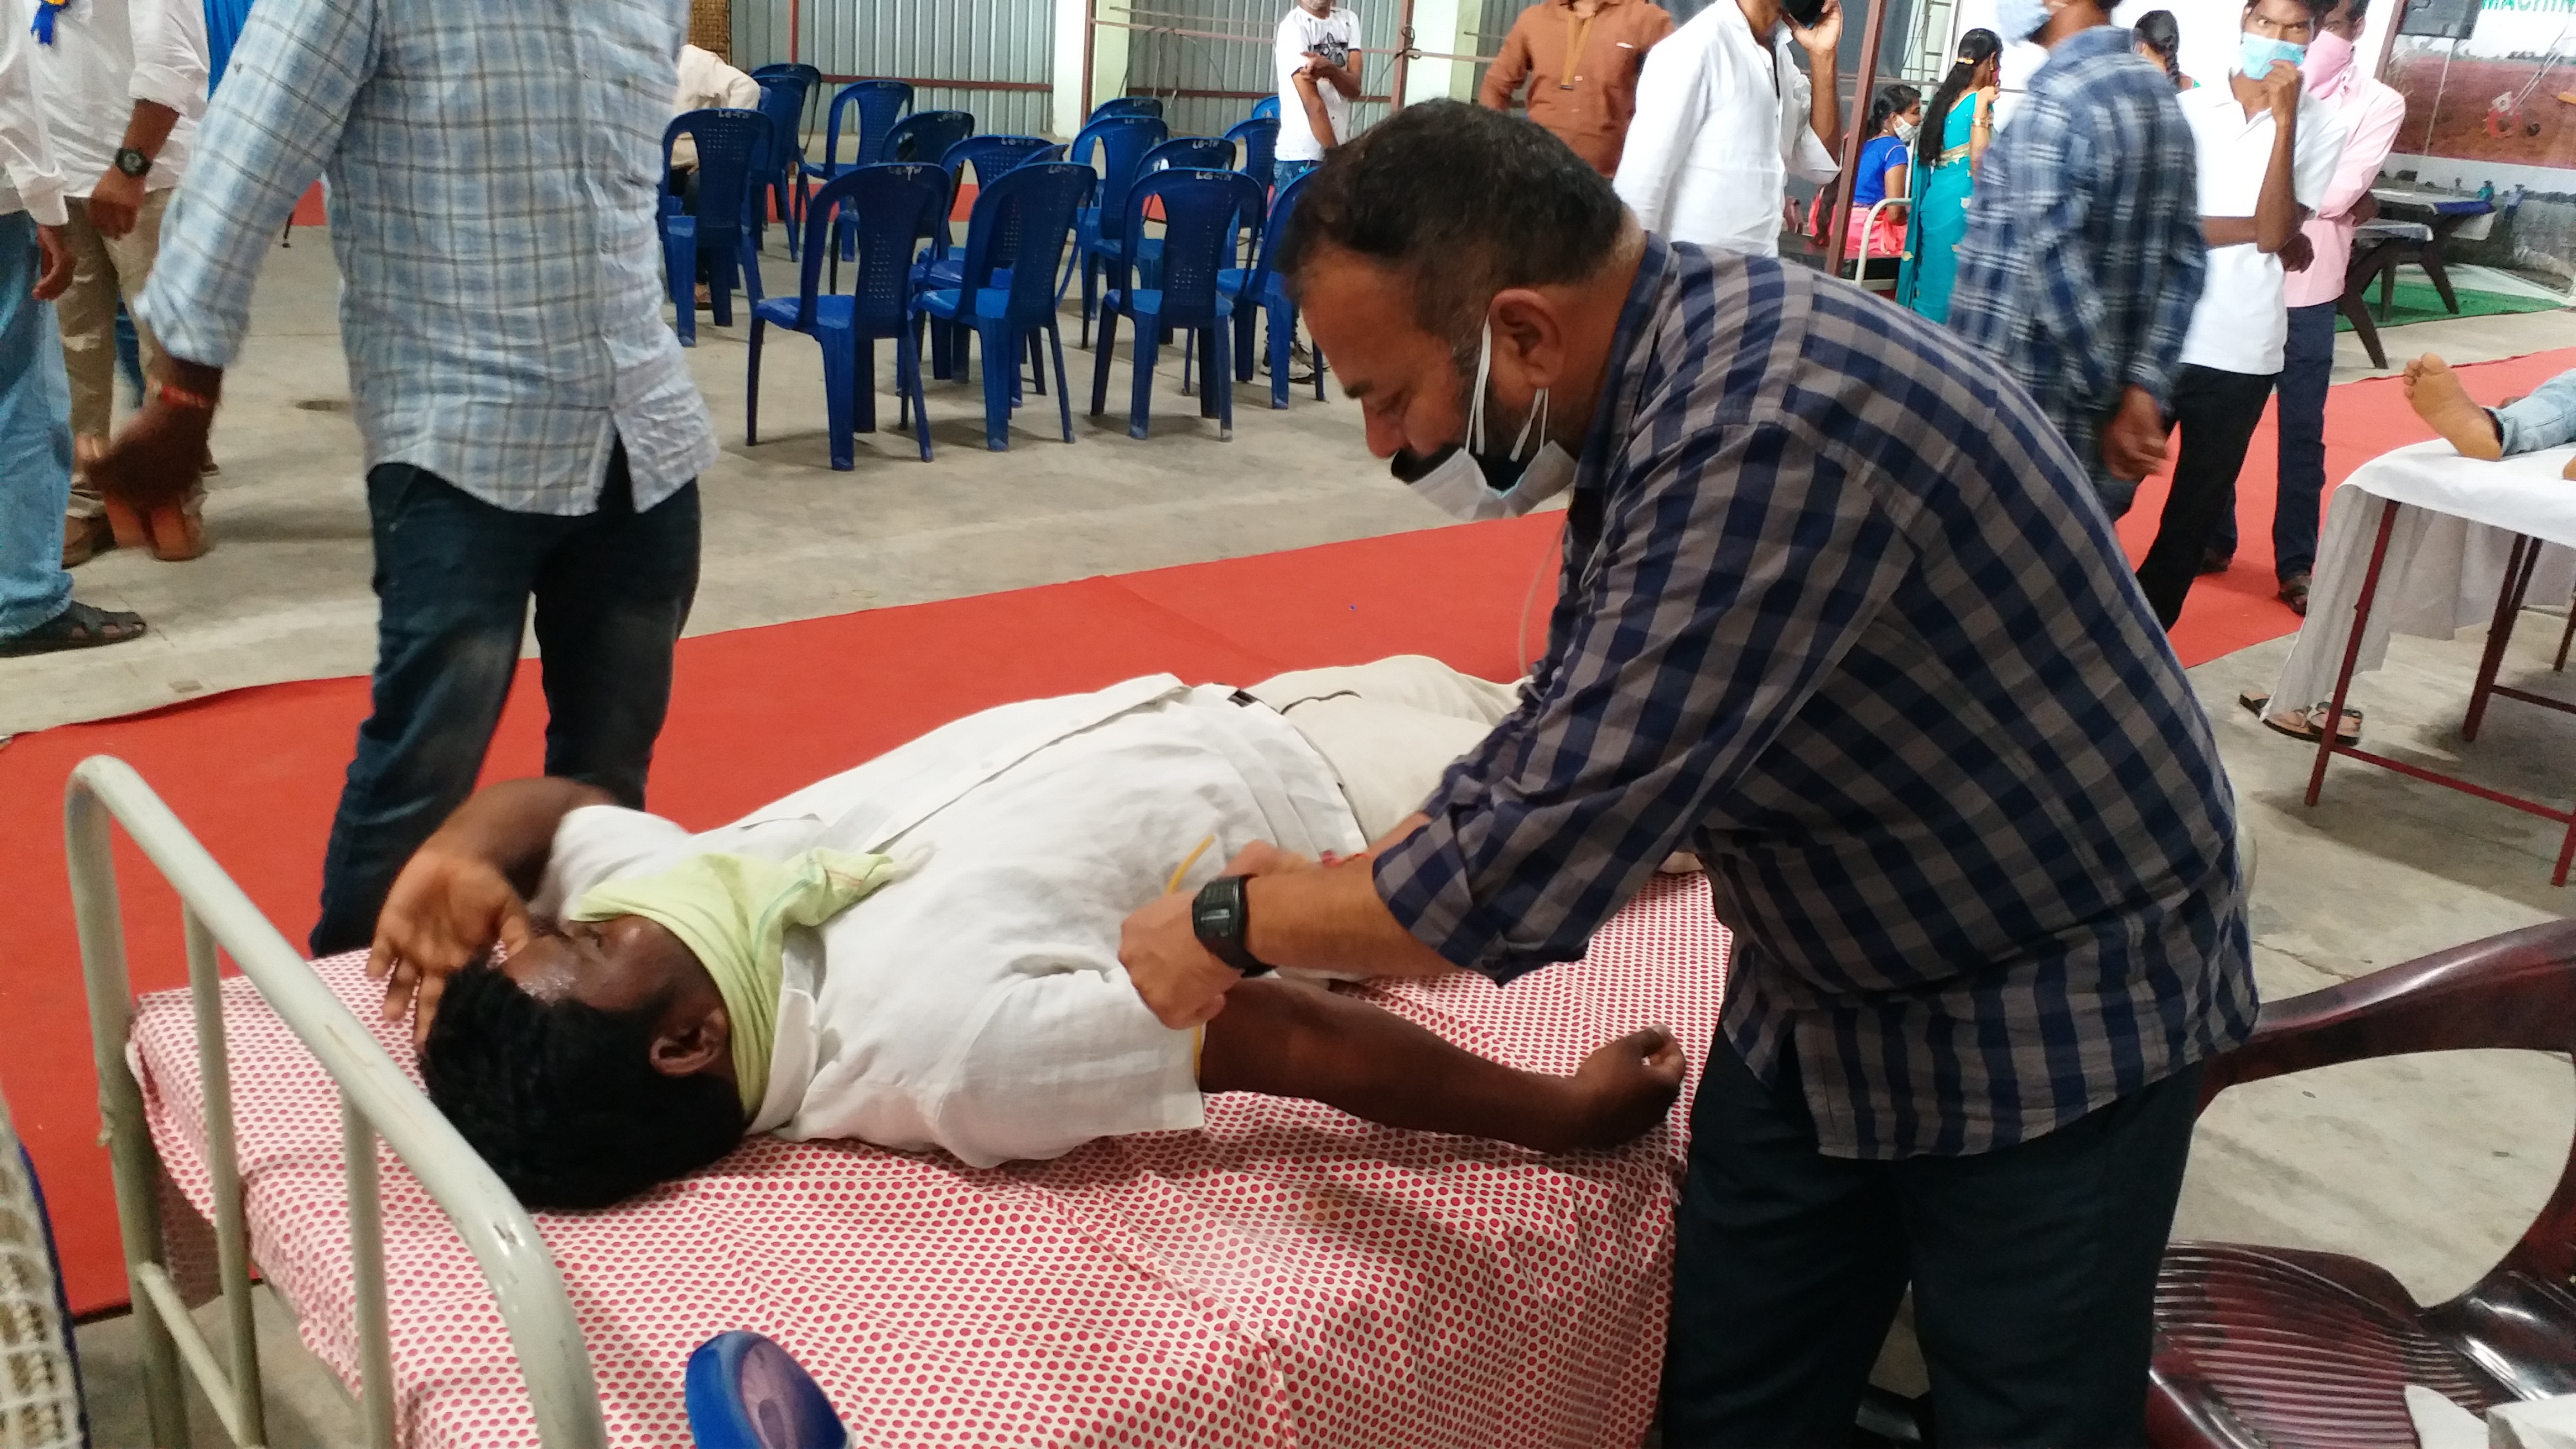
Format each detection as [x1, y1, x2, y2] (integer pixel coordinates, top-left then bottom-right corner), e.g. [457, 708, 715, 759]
[66, 756, 609, 1449]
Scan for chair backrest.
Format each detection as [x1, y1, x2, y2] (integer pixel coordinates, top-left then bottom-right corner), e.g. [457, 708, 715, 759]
[1142, 135, 1234, 175]
[1117, 168, 1268, 326]
[798, 163, 949, 334]
[884, 108, 975, 166]
[661, 108, 775, 242]
[685, 1330, 847, 1449]
[2197, 917, 2576, 1298]
[823, 78, 915, 174]
[940, 134, 1056, 191]
[953, 162, 1095, 322]
[1250, 94, 1281, 122]
[1224, 117, 1278, 183]
[1244, 163, 1317, 293]
[753, 75, 809, 176]
[1069, 114, 1168, 243]
[1090, 95, 1164, 121]
[754, 61, 826, 137]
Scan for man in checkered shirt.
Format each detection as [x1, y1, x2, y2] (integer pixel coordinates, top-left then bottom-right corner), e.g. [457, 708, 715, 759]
[91, 0, 718, 958]
[1118, 102, 2252, 1445]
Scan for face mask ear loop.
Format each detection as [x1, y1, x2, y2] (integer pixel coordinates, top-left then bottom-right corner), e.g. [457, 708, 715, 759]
[1470, 322, 1495, 456]
[1510, 386, 1551, 465]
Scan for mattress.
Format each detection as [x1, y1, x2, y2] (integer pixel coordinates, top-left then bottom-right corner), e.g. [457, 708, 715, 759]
[131, 871, 1731, 1448]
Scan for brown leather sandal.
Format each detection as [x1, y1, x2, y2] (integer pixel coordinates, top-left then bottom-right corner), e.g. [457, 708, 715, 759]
[0, 599, 148, 656]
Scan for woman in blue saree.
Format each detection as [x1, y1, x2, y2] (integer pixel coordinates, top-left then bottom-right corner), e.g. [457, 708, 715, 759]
[1896, 29, 2000, 324]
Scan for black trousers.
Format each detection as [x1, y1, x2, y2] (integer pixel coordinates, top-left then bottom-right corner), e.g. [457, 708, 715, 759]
[1659, 1039, 2203, 1448]
[2134, 364, 2277, 628]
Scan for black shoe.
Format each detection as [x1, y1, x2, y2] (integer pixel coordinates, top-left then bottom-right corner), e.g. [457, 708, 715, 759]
[2196, 547, 2234, 576]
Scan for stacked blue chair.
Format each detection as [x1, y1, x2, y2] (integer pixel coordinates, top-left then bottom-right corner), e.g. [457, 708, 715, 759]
[918, 136, 1064, 386]
[686, 1330, 846, 1449]
[1225, 116, 1279, 191]
[803, 79, 913, 197]
[749, 163, 948, 468]
[659, 108, 773, 347]
[1066, 113, 1168, 345]
[1220, 166, 1325, 408]
[1089, 168, 1268, 441]
[835, 110, 973, 284]
[1125, 135, 1235, 299]
[751, 73, 815, 257]
[915, 161, 1094, 451]
[1090, 95, 1164, 121]
[1250, 94, 1281, 122]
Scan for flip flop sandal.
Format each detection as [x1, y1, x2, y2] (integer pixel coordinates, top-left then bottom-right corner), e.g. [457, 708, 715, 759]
[0, 599, 147, 656]
[2260, 703, 2363, 745]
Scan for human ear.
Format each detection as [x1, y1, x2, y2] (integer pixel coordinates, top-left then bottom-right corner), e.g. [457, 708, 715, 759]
[648, 1004, 731, 1078]
[1486, 288, 1566, 397]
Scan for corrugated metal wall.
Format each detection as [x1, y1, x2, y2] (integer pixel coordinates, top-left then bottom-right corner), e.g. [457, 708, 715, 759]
[1116, 0, 1409, 141]
[733, 0, 1057, 138]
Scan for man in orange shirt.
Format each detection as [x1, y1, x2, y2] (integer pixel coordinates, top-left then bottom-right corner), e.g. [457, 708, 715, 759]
[1476, 0, 1676, 174]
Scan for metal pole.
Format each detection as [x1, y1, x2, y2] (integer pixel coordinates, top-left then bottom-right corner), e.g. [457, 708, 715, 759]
[187, 908, 268, 1449]
[1822, 0, 1889, 277]
[1082, 0, 1098, 119]
[1391, 0, 1417, 109]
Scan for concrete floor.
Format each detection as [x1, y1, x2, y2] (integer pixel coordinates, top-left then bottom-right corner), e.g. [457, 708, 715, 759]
[44, 232, 2576, 1440]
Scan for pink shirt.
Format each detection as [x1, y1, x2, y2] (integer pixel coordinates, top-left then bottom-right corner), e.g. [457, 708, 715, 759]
[2283, 75, 2408, 308]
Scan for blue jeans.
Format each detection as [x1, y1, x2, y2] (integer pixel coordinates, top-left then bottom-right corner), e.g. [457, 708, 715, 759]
[2230, 300, 2338, 581]
[0, 211, 74, 636]
[310, 449, 700, 954]
[2497, 368, 2576, 456]
[1272, 158, 1320, 190]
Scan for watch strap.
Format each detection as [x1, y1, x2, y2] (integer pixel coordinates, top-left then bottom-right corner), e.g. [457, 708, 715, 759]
[1191, 874, 1273, 978]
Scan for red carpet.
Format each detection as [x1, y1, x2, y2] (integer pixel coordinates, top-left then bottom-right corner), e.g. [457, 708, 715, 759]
[6, 349, 2568, 1314]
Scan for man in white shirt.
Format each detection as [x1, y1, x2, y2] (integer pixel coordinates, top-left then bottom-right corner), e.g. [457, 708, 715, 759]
[2130, 0, 2345, 629]
[31, 0, 208, 562]
[1, 0, 141, 655]
[371, 658, 1689, 1208]
[669, 42, 760, 174]
[1611, 0, 1843, 255]
[1273, 0, 1362, 190]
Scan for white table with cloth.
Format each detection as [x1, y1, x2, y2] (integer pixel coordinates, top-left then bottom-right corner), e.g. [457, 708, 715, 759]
[2266, 439, 2576, 882]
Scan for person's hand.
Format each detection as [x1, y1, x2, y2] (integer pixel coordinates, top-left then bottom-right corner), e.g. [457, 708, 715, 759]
[368, 842, 533, 1046]
[1119, 889, 1244, 1030]
[87, 386, 214, 511]
[1293, 65, 1322, 97]
[2352, 191, 2380, 225]
[2280, 230, 2315, 272]
[2259, 59, 2302, 118]
[32, 225, 71, 301]
[2099, 384, 2169, 484]
[1789, 0, 1844, 55]
[86, 167, 144, 239]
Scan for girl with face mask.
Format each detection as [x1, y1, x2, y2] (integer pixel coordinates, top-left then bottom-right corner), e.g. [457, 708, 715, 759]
[1842, 83, 1922, 263]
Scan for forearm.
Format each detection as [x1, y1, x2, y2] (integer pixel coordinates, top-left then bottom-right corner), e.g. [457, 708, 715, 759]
[1295, 78, 1338, 149]
[1806, 51, 1841, 160]
[2201, 215, 2261, 246]
[1242, 852, 1459, 979]
[423, 778, 615, 897]
[120, 101, 181, 160]
[1326, 56, 1362, 99]
[1200, 979, 1584, 1149]
[2254, 126, 2299, 252]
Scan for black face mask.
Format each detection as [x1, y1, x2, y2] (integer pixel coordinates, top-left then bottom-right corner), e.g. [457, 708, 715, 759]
[1781, 0, 1831, 28]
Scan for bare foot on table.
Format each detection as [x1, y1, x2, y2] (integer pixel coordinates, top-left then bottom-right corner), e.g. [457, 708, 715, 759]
[1555, 1027, 1688, 1150]
[2404, 354, 2504, 460]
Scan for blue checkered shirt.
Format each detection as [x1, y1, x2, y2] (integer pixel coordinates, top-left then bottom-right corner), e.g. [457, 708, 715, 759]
[1372, 237, 2253, 1159]
[1947, 26, 2205, 512]
[137, 0, 717, 515]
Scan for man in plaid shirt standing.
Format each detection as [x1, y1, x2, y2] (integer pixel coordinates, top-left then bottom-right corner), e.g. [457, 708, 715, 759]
[91, 0, 717, 956]
[1947, 0, 2205, 520]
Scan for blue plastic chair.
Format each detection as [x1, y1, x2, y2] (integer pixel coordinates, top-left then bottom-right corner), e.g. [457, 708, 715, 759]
[1225, 117, 1279, 190]
[836, 110, 973, 281]
[804, 79, 913, 192]
[1219, 166, 1324, 408]
[1090, 95, 1165, 121]
[685, 1330, 846, 1449]
[1250, 94, 1281, 122]
[1125, 136, 1237, 297]
[929, 134, 1058, 262]
[659, 108, 772, 347]
[1089, 168, 1267, 441]
[752, 73, 814, 257]
[1065, 113, 1168, 345]
[750, 164, 946, 468]
[915, 161, 1093, 451]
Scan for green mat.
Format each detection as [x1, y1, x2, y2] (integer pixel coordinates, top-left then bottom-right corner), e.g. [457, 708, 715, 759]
[2338, 275, 2568, 333]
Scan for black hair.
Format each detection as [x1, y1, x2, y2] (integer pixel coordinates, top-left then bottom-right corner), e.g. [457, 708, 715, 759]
[1277, 100, 1626, 367]
[2134, 9, 2184, 74]
[2243, 0, 2337, 22]
[1869, 83, 1922, 138]
[420, 960, 745, 1210]
[1919, 30, 2000, 163]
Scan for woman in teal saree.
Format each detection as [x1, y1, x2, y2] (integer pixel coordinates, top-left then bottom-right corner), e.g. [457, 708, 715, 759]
[1896, 29, 2001, 324]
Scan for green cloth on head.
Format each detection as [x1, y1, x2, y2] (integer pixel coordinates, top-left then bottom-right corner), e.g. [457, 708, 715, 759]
[571, 849, 902, 1117]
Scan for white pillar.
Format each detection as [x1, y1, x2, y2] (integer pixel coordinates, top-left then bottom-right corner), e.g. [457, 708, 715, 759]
[1402, 0, 1486, 105]
[1051, 0, 1130, 138]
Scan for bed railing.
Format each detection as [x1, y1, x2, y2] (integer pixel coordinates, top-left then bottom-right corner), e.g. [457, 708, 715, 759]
[65, 756, 609, 1449]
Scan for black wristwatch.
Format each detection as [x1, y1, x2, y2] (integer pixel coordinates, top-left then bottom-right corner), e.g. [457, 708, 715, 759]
[113, 147, 151, 178]
[1191, 874, 1273, 978]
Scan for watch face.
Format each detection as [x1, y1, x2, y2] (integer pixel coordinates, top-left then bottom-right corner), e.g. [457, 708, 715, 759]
[116, 149, 150, 176]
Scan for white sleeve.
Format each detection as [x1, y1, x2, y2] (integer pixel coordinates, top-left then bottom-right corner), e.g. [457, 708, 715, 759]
[2289, 96, 2348, 213]
[1783, 51, 1839, 181]
[528, 806, 695, 919]
[925, 971, 1204, 1168]
[0, 15, 65, 225]
[1275, 13, 1309, 93]
[721, 64, 762, 110]
[1612, 39, 1699, 234]
[130, 0, 211, 121]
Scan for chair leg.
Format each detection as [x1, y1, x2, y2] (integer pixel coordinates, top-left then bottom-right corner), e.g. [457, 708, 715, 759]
[1181, 331, 1194, 397]
[818, 330, 857, 471]
[1026, 332, 1048, 396]
[855, 334, 878, 435]
[898, 323, 932, 462]
[1080, 255, 1098, 349]
[1211, 320, 1234, 442]
[1089, 305, 1120, 420]
[709, 253, 733, 329]
[1270, 302, 1291, 410]
[667, 235, 697, 347]
[1129, 315, 1161, 441]
[1048, 320, 1073, 444]
[746, 318, 764, 444]
[1308, 311, 1325, 401]
[1197, 328, 1219, 421]
[979, 323, 1014, 451]
[1234, 307, 1256, 386]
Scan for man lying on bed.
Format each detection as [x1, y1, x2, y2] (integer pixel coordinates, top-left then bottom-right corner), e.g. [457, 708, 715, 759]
[367, 656, 1688, 1209]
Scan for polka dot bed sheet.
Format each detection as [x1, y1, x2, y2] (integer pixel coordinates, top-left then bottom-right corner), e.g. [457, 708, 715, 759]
[130, 871, 1731, 1448]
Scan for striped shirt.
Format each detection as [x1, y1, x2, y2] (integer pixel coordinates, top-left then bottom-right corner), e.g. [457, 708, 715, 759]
[1371, 236, 2253, 1159]
[1946, 26, 2204, 513]
[136, 0, 717, 515]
